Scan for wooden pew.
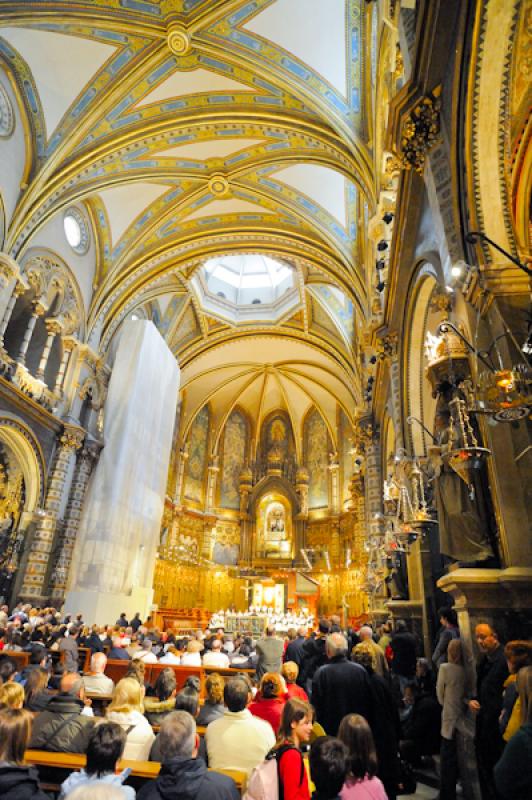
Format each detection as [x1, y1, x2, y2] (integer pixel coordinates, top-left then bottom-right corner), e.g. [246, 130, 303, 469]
[25, 749, 246, 795]
[104, 660, 256, 698]
[1, 649, 30, 669]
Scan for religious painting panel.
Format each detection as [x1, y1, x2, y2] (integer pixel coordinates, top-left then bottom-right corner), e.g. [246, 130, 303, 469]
[304, 408, 329, 509]
[259, 411, 296, 467]
[220, 409, 248, 509]
[184, 405, 209, 504]
[212, 520, 240, 566]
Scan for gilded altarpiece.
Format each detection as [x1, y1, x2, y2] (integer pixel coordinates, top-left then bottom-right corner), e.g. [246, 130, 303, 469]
[183, 405, 209, 504]
[304, 409, 329, 509]
[220, 410, 247, 509]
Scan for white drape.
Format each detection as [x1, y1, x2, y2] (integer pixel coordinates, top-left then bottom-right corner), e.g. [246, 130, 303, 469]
[69, 320, 179, 595]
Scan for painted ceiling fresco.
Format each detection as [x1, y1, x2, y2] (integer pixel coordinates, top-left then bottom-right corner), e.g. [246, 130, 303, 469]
[0, 0, 376, 430]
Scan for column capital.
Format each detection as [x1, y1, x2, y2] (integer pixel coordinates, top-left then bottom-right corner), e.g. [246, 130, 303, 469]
[45, 318, 63, 336]
[32, 301, 47, 317]
[81, 438, 103, 462]
[0, 252, 20, 283]
[60, 425, 85, 452]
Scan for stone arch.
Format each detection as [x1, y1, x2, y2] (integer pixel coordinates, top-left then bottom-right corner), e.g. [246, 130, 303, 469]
[403, 259, 443, 457]
[0, 414, 44, 512]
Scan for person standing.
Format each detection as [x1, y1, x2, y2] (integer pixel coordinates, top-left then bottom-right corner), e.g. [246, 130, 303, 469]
[432, 607, 460, 670]
[390, 620, 417, 693]
[255, 625, 284, 679]
[437, 638, 471, 800]
[312, 634, 372, 735]
[469, 623, 508, 800]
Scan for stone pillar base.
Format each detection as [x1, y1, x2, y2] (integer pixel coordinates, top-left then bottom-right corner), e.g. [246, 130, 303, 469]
[63, 586, 154, 627]
[437, 567, 532, 687]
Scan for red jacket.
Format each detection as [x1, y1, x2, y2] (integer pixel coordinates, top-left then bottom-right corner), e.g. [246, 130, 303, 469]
[278, 745, 310, 800]
[286, 683, 309, 702]
[248, 694, 287, 733]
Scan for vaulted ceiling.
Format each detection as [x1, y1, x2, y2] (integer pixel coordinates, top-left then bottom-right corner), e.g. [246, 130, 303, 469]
[0, 0, 378, 432]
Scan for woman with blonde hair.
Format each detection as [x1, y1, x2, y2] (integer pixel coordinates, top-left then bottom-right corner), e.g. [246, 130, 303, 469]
[282, 661, 309, 702]
[0, 708, 49, 799]
[494, 665, 532, 800]
[500, 640, 532, 742]
[180, 638, 202, 666]
[106, 676, 154, 760]
[197, 672, 225, 725]
[0, 681, 24, 709]
[248, 671, 288, 733]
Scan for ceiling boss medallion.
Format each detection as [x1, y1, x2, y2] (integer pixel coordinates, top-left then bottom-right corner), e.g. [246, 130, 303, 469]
[167, 22, 191, 56]
[208, 174, 231, 197]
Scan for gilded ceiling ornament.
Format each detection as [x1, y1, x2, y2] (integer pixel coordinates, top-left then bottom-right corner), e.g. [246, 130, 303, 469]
[208, 174, 230, 197]
[167, 23, 191, 56]
[399, 86, 442, 174]
[0, 84, 15, 138]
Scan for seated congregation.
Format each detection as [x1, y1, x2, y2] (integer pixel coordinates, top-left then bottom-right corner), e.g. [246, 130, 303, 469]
[0, 604, 531, 800]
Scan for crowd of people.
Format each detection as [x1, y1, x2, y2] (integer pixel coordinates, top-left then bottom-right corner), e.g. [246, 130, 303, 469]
[0, 602, 530, 800]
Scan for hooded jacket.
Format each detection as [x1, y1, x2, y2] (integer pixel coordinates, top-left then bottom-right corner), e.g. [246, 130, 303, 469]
[0, 764, 50, 800]
[143, 696, 176, 725]
[29, 693, 94, 753]
[137, 756, 240, 800]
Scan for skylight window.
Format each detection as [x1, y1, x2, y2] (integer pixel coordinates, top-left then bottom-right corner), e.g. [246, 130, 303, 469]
[191, 253, 301, 324]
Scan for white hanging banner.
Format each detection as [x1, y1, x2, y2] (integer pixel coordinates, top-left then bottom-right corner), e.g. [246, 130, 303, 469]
[66, 320, 179, 619]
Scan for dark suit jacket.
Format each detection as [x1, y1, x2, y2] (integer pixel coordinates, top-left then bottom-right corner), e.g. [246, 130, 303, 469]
[284, 636, 306, 667]
[312, 655, 372, 735]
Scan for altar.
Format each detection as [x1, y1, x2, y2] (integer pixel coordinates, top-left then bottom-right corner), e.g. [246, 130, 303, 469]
[224, 614, 268, 635]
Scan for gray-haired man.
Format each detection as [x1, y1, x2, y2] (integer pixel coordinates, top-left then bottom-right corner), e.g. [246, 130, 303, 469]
[138, 711, 240, 800]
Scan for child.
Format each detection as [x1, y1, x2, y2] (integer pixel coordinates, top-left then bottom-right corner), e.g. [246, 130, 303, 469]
[310, 736, 349, 800]
[60, 721, 135, 799]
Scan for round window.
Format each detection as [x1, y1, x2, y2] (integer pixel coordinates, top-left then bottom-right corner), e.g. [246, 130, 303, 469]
[63, 207, 90, 254]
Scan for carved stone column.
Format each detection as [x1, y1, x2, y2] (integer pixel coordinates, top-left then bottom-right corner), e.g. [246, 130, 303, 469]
[19, 425, 84, 602]
[173, 447, 188, 505]
[35, 319, 61, 381]
[48, 440, 101, 603]
[53, 336, 76, 395]
[0, 281, 26, 345]
[238, 465, 253, 563]
[16, 302, 45, 366]
[205, 455, 220, 513]
[328, 452, 340, 515]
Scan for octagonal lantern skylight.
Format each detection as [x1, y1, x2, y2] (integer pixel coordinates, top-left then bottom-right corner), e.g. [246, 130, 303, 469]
[191, 254, 301, 324]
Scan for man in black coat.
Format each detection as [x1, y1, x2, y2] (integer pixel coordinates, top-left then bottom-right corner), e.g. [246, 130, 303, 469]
[138, 710, 239, 800]
[284, 626, 307, 672]
[312, 633, 372, 735]
[469, 622, 509, 800]
[30, 672, 94, 753]
[300, 618, 330, 691]
[390, 619, 418, 692]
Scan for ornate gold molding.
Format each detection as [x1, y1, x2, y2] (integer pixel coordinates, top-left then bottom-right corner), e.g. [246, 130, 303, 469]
[399, 86, 442, 174]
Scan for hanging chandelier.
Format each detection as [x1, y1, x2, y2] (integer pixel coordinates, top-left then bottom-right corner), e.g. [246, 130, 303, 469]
[382, 450, 437, 554]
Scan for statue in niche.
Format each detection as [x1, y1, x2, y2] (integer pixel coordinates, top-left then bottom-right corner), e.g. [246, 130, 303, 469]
[431, 384, 495, 564]
[260, 500, 291, 557]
